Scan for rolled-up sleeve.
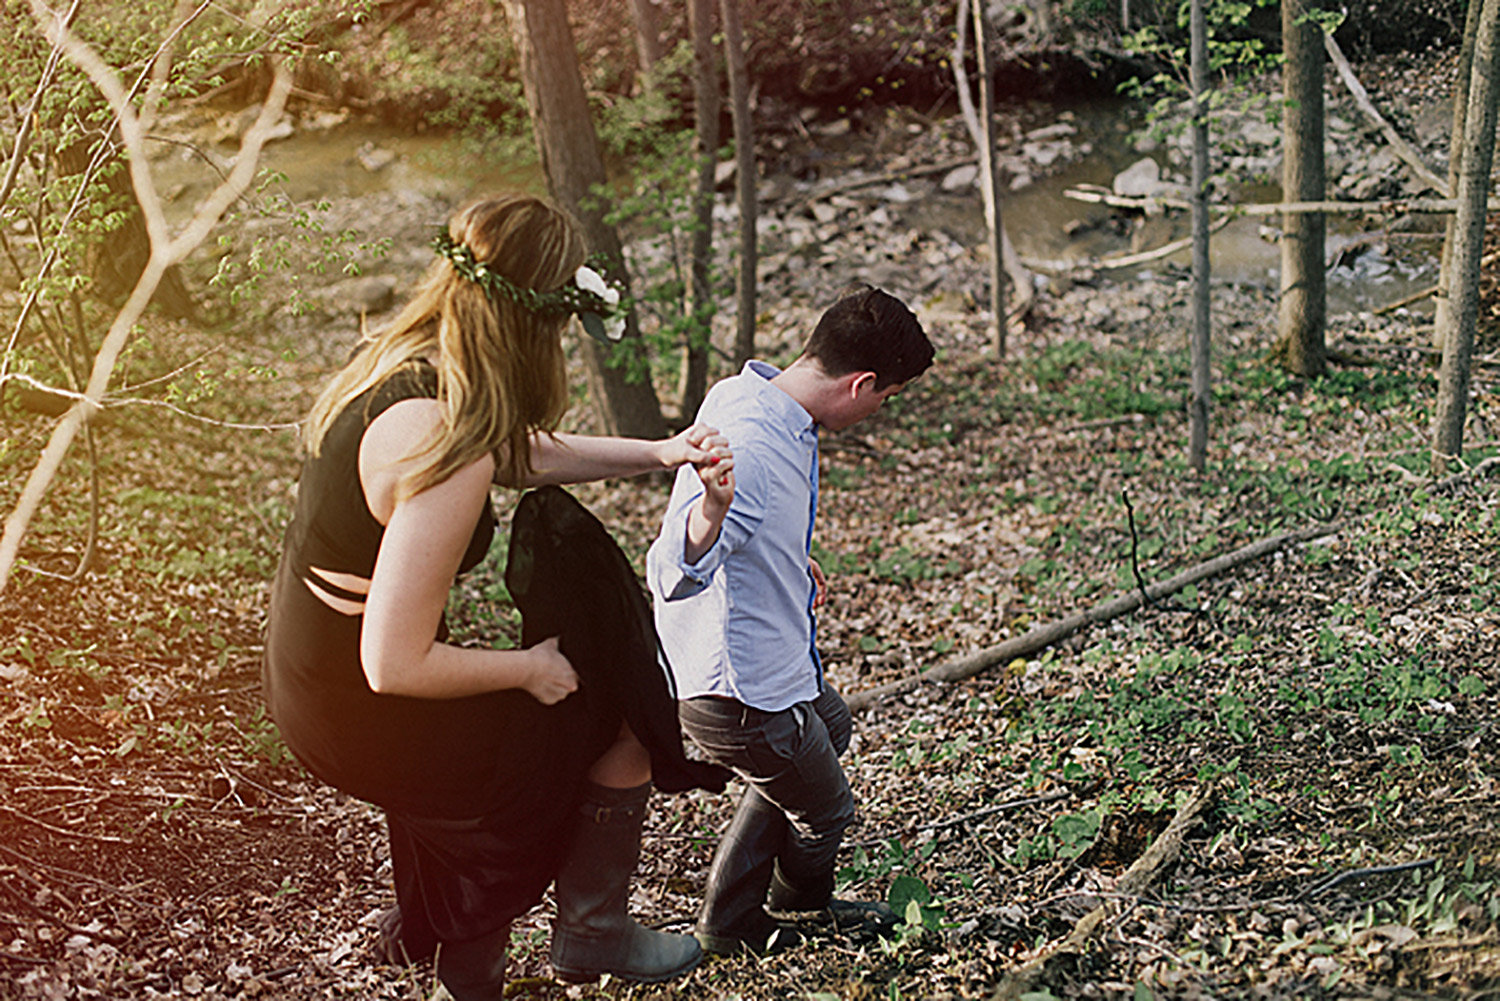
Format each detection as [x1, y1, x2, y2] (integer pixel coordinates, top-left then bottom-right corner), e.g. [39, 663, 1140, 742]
[648, 456, 765, 602]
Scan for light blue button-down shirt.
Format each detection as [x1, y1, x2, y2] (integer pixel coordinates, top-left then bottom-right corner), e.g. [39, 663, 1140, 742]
[647, 361, 822, 712]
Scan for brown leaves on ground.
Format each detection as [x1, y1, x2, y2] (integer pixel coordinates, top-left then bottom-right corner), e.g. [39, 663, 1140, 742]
[4, 262, 1496, 1000]
[3, 46, 1500, 1000]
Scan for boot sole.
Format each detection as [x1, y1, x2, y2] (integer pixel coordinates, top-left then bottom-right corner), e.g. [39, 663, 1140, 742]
[695, 926, 802, 958]
[553, 951, 702, 984]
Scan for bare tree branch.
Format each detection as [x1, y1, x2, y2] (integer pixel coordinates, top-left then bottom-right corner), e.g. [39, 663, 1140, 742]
[0, 8, 294, 594]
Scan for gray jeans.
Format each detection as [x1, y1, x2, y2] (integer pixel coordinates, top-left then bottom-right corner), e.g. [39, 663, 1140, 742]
[678, 686, 855, 889]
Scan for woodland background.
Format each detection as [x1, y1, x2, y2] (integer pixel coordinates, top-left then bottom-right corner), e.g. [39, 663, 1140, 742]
[0, 1, 1496, 999]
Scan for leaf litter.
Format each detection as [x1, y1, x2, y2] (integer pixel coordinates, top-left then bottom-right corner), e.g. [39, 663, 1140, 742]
[2, 52, 1499, 1001]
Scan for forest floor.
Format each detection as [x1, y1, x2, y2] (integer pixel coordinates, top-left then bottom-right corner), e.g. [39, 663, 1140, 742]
[2, 43, 1499, 1001]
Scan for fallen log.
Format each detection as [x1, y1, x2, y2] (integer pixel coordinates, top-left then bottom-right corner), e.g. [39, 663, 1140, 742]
[844, 520, 1346, 714]
[991, 784, 1215, 1001]
[1021, 214, 1232, 275]
[1323, 31, 1448, 196]
[1375, 248, 1500, 314]
[1064, 184, 1482, 216]
[848, 457, 1500, 715]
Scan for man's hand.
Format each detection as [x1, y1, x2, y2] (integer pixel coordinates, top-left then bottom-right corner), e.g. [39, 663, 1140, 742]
[809, 556, 828, 608]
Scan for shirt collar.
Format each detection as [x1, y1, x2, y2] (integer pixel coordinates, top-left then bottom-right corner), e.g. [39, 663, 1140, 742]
[743, 360, 817, 439]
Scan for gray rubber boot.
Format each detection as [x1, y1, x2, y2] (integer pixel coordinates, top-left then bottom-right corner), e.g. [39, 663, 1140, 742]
[436, 922, 510, 1001]
[549, 782, 702, 984]
[767, 860, 898, 937]
[695, 787, 799, 957]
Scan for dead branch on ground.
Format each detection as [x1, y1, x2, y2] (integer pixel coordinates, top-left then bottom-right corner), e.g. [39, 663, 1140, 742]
[848, 456, 1500, 715]
[1021, 213, 1231, 275]
[845, 520, 1345, 714]
[1064, 185, 1480, 217]
[991, 784, 1215, 1001]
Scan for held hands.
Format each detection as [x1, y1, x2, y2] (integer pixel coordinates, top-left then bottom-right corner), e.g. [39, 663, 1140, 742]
[662, 423, 730, 471]
[523, 636, 579, 705]
[695, 439, 734, 516]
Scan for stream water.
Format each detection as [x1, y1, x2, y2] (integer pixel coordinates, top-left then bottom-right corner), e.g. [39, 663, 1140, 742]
[158, 103, 1442, 319]
[901, 102, 1442, 317]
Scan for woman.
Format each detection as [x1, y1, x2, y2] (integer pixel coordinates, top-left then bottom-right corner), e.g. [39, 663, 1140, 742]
[262, 193, 732, 999]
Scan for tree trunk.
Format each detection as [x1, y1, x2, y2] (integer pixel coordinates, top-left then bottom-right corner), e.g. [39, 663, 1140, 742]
[502, 0, 667, 440]
[678, 0, 719, 419]
[1188, 0, 1211, 473]
[54, 137, 198, 321]
[972, 0, 1009, 357]
[1434, 0, 1484, 349]
[953, 0, 1031, 347]
[627, 0, 664, 81]
[721, 0, 757, 368]
[1276, 0, 1327, 378]
[1432, 0, 1500, 474]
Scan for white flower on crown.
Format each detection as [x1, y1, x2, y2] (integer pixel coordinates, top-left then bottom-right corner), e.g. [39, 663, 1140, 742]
[573, 265, 615, 304]
[575, 265, 626, 341]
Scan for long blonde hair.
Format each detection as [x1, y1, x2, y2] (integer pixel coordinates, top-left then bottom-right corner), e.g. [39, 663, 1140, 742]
[302, 193, 584, 495]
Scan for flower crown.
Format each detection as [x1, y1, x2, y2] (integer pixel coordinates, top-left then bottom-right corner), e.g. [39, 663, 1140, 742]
[431, 230, 626, 342]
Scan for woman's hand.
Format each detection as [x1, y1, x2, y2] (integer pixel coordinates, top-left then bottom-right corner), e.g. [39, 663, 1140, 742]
[524, 636, 579, 705]
[660, 423, 729, 470]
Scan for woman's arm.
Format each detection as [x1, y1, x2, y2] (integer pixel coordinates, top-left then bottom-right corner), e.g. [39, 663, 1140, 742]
[505, 425, 729, 487]
[358, 404, 578, 702]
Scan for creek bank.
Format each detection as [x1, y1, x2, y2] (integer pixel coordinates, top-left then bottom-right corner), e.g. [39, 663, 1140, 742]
[176, 45, 1461, 377]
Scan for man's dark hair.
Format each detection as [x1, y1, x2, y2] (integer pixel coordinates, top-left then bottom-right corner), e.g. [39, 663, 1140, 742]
[803, 285, 934, 389]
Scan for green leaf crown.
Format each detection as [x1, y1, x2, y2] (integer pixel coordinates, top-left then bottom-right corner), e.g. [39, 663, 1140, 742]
[430, 231, 623, 322]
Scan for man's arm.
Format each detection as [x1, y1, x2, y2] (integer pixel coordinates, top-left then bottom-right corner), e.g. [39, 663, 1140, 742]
[648, 452, 763, 602]
[685, 456, 735, 563]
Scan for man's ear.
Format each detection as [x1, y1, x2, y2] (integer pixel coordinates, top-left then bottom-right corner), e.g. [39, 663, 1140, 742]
[849, 371, 878, 398]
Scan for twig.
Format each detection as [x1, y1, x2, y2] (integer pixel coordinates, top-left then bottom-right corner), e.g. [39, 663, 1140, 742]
[1122, 489, 1205, 618]
[0, 866, 127, 945]
[1375, 283, 1438, 314]
[963, 818, 1010, 874]
[0, 803, 130, 844]
[917, 790, 1072, 833]
[1044, 414, 1146, 437]
[1299, 858, 1437, 900]
[844, 789, 1072, 850]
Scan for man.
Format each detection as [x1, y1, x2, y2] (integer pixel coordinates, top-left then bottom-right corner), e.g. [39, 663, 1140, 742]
[647, 285, 935, 957]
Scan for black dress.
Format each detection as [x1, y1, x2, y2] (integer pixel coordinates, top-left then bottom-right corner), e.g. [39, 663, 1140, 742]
[262, 360, 725, 947]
